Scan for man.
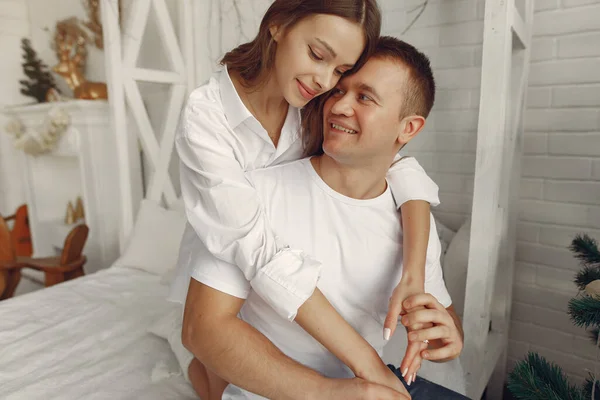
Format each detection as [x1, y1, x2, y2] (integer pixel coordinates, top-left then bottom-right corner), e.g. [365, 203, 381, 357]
[178, 37, 465, 399]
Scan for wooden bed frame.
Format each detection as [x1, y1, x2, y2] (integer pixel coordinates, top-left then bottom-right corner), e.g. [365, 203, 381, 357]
[99, 1, 534, 398]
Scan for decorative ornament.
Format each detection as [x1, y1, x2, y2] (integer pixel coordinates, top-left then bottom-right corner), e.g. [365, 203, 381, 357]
[52, 17, 107, 100]
[74, 196, 85, 221]
[19, 38, 61, 103]
[65, 201, 76, 225]
[584, 279, 600, 298]
[3, 106, 70, 156]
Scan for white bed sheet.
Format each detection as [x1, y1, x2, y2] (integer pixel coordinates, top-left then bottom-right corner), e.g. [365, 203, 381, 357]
[0, 266, 196, 400]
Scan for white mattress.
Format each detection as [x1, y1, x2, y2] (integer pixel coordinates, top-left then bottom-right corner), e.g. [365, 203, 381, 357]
[0, 267, 196, 400]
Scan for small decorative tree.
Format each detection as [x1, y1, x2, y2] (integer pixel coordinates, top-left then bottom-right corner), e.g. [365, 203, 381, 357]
[19, 38, 60, 103]
[508, 234, 600, 400]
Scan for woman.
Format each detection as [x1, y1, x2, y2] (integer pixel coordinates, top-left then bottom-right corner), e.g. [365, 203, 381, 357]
[170, 1, 438, 398]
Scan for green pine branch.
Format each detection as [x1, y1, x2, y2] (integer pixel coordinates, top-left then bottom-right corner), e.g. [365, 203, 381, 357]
[507, 353, 585, 400]
[19, 38, 59, 103]
[583, 375, 600, 400]
[575, 265, 600, 291]
[569, 295, 600, 329]
[570, 234, 600, 267]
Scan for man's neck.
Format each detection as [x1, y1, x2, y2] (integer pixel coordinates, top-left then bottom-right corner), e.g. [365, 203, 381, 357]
[310, 156, 389, 200]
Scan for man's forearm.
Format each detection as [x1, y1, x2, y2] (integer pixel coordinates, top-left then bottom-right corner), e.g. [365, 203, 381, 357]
[182, 282, 327, 400]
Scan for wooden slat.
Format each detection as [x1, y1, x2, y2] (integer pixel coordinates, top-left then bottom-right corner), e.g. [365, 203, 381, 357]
[467, 331, 506, 398]
[146, 84, 186, 205]
[152, 0, 185, 75]
[510, 2, 529, 50]
[486, 1, 534, 398]
[122, 0, 152, 69]
[122, 77, 177, 201]
[100, 0, 134, 250]
[180, 0, 195, 94]
[462, 0, 513, 396]
[129, 68, 183, 84]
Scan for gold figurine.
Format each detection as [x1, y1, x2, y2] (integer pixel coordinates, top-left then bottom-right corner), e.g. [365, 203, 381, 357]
[52, 17, 107, 100]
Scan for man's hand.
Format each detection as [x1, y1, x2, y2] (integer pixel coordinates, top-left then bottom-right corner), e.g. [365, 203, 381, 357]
[323, 377, 411, 400]
[400, 293, 464, 363]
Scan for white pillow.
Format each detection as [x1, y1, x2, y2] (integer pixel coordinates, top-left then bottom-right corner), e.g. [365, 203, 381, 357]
[434, 219, 456, 267]
[442, 218, 471, 317]
[115, 199, 187, 276]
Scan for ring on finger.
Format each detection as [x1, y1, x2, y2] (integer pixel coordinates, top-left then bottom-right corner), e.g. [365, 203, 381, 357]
[423, 339, 429, 344]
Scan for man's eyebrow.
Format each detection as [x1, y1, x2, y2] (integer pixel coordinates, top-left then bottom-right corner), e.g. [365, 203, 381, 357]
[358, 83, 382, 102]
[315, 38, 354, 68]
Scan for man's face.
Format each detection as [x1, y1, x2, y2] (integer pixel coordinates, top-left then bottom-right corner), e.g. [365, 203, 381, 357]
[321, 57, 411, 165]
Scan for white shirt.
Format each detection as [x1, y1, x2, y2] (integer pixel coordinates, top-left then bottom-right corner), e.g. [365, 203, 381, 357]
[193, 158, 451, 400]
[169, 69, 441, 321]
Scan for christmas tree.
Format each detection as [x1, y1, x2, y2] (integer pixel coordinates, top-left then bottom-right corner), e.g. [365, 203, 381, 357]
[508, 234, 600, 399]
[19, 38, 60, 103]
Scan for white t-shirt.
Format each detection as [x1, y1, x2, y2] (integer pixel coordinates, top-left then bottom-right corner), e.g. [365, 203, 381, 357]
[191, 158, 451, 400]
[169, 69, 442, 322]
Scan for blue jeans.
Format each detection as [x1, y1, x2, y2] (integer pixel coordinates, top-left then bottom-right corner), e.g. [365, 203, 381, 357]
[387, 365, 472, 399]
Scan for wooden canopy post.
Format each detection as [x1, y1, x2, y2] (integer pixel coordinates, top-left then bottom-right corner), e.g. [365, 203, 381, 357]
[461, 1, 534, 399]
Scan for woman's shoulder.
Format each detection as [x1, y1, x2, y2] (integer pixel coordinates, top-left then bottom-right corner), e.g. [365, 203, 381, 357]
[186, 74, 224, 112]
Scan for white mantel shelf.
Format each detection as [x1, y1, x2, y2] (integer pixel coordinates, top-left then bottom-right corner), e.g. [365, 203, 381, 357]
[2, 99, 121, 276]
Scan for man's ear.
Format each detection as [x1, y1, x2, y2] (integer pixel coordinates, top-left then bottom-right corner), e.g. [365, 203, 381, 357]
[397, 115, 426, 146]
[269, 24, 283, 42]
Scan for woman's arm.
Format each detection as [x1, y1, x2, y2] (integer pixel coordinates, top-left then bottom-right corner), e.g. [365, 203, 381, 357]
[383, 156, 440, 336]
[177, 100, 320, 321]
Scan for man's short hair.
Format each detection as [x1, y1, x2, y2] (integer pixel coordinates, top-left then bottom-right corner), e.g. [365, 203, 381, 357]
[373, 36, 436, 119]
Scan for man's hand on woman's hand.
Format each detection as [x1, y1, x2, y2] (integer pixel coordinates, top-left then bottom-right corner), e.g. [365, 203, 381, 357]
[400, 293, 463, 363]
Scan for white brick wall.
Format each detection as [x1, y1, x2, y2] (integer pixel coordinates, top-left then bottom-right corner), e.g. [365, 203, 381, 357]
[0, 0, 29, 215]
[379, 0, 600, 389]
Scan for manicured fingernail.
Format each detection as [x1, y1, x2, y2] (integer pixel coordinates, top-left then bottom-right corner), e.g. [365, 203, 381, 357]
[402, 368, 408, 377]
[383, 328, 391, 341]
[407, 375, 412, 386]
[413, 373, 417, 383]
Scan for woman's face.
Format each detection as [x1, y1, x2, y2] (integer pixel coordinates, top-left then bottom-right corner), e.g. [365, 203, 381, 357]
[271, 14, 366, 108]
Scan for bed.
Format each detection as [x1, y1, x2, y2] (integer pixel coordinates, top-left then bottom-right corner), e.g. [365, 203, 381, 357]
[0, 265, 196, 400]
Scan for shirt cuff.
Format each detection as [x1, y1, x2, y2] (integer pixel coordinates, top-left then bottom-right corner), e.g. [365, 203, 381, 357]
[250, 248, 322, 322]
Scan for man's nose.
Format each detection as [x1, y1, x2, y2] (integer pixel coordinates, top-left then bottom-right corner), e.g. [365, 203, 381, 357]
[330, 95, 354, 117]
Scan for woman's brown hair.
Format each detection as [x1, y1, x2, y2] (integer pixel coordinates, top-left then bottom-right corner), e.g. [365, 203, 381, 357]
[220, 0, 381, 155]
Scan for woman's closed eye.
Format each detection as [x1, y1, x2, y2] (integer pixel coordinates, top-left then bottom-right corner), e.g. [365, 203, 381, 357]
[309, 46, 323, 61]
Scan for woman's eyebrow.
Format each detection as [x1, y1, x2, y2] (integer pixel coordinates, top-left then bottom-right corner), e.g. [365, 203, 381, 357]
[315, 38, 354, 68]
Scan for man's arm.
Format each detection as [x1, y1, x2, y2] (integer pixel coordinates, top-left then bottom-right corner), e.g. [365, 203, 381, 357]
[182, 279, 409, 400]
[182, 279, 324, 399]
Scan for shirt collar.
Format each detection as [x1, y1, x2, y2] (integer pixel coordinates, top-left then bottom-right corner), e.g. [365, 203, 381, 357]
[219, 68, 253, 129]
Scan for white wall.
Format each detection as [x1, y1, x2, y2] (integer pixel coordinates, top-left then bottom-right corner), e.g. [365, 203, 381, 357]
[379, 0, 600, 388]
[0, 0, 30, 215]
[508, 0, 600, 387]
